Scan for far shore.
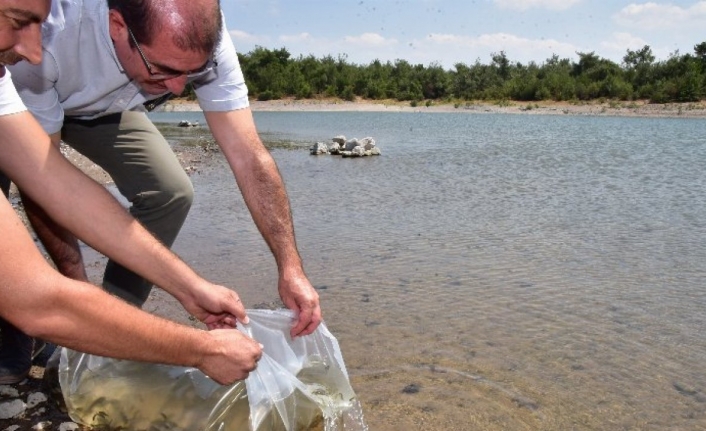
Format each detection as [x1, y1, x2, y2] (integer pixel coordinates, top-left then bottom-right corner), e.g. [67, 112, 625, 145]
[163, 97, 706, 119]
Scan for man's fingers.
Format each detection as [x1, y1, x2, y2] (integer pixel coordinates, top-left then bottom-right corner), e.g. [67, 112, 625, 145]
[289, 306, 322, 337]
[204, 313, 238, 330]
[222, 291, 248, 324]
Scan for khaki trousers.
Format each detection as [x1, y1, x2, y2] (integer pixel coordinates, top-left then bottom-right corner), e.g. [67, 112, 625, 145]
[21, 111, 194, 305]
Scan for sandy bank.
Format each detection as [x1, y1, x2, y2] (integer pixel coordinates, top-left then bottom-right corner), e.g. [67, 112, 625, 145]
[164, 97, 706, 119]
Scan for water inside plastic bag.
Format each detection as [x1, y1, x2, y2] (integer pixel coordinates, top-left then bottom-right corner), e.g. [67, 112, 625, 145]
[59, 309, 368, 431]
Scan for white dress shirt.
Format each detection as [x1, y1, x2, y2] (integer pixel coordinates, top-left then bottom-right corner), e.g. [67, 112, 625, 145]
[8, 0, 249, 135]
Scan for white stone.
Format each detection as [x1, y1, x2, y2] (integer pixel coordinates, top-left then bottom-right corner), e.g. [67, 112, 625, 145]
[331, 135, 346, 144]
[360, 137, 376, 149]
[351, 146, 366, 157]
[3, 425, 20, 431]
[26, 392, 47, 408]
[31, 421, 52, 430]
[30, 407, 46, 416]
[59, 423, 80, 431]
[328, 142, 341, 154]
[309, 142, 329, 155]
[344, 138, 359, 151]
[0, 386, 19, 398]
[0, 399, 26, 419]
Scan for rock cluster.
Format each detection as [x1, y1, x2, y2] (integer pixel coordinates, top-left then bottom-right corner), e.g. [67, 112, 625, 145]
[177, 120, 200, 127]
[310, 135, 381, 157]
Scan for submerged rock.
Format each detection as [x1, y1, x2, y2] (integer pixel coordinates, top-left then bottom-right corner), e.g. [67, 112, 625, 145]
[402, 384, 421, 394]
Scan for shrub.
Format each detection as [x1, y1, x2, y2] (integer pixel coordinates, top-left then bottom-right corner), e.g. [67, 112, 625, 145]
[257, 90, 281, 101]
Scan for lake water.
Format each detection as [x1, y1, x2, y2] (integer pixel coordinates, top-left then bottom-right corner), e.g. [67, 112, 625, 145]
[146, 110, 706, 430]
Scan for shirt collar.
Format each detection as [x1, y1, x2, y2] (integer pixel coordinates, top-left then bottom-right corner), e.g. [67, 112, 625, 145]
[98, 2, 125, 73]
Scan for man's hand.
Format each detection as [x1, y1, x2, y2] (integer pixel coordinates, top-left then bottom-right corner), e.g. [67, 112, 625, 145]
[278, 271, 321, 337]
[198, 329, 262, 385]
[204, 109, 323, 337]
[178, 281, 249, 329]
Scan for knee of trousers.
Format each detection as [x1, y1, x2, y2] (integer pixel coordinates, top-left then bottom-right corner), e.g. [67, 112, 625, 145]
[130, 178, 195, 240]
[160, 178, 195, 215]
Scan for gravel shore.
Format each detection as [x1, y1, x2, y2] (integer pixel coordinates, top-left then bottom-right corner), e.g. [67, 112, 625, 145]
[164, 97, 706, 118]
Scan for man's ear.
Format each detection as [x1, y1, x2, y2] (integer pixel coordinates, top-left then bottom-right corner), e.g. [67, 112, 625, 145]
[107, 9, 126, 41]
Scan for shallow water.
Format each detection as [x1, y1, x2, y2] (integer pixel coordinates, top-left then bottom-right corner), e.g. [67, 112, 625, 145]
[143, 111, 706, 430]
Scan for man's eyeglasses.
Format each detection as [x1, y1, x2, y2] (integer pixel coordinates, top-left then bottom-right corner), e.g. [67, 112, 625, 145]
[127, 27, 215, 81]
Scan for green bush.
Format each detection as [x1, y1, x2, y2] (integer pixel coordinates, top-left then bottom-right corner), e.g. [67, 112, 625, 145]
[257, 90, 281, 101]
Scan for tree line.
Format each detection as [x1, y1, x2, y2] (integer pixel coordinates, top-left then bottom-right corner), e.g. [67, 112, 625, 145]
[185, 43, 706, 104]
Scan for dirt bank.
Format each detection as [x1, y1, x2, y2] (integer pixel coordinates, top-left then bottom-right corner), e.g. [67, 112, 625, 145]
[164, 97, 706, 118]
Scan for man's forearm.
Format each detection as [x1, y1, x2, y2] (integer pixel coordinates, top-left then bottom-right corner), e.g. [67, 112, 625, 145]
[0, 112, 202, 302]
[205, 109, 322, 336]
[0, 202, 190, 365]
[236, 150, 303, 272]
[21, 275, 209, 368]
[0, 202, 258, 384]
[205, 109, 304, 275]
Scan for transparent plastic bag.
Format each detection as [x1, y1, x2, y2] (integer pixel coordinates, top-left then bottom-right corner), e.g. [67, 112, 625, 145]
[59, 309, 367, 431]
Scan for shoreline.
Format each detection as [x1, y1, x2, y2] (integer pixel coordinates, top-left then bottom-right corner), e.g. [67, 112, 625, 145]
[164, 97, 706, 119]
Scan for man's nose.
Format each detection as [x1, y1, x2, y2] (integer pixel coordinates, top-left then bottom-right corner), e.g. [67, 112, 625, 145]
[163, 75, 188, 95]
[13, 24, 43, 65]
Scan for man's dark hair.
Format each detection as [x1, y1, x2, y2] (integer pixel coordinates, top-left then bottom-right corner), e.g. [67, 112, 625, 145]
[108, 0, 222, 54]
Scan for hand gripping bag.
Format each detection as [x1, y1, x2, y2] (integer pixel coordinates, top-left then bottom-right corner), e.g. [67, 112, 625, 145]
[59, 309, 367, 431]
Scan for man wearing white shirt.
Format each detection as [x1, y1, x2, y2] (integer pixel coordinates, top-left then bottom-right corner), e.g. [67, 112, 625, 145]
[0, 0, 262, 385]
[4, 0, 321, 375]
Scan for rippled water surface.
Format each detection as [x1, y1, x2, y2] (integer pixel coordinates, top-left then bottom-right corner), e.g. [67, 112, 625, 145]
[148, 111, 706, 430]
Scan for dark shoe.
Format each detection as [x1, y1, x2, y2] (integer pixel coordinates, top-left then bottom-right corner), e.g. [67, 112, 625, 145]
[0, 322, 34, 384]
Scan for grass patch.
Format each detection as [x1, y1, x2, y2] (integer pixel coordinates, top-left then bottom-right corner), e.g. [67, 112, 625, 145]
[154, 122, 309, 151]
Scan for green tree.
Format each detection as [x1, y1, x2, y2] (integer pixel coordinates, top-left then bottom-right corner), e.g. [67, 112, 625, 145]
[232, 44, 704, 105]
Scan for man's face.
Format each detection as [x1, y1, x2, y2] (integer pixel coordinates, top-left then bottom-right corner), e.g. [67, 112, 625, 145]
[109, 10, 210, 96]
[0, 0, 50, 66]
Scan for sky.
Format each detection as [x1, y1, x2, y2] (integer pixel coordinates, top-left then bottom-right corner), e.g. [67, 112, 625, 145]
[221, 1, 706, 70]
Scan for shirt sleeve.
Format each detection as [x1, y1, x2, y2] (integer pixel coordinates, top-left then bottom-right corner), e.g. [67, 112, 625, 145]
[0, 69, 27, 117]
[191, 15, 250, 112]
[8, 50, 64, 134]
